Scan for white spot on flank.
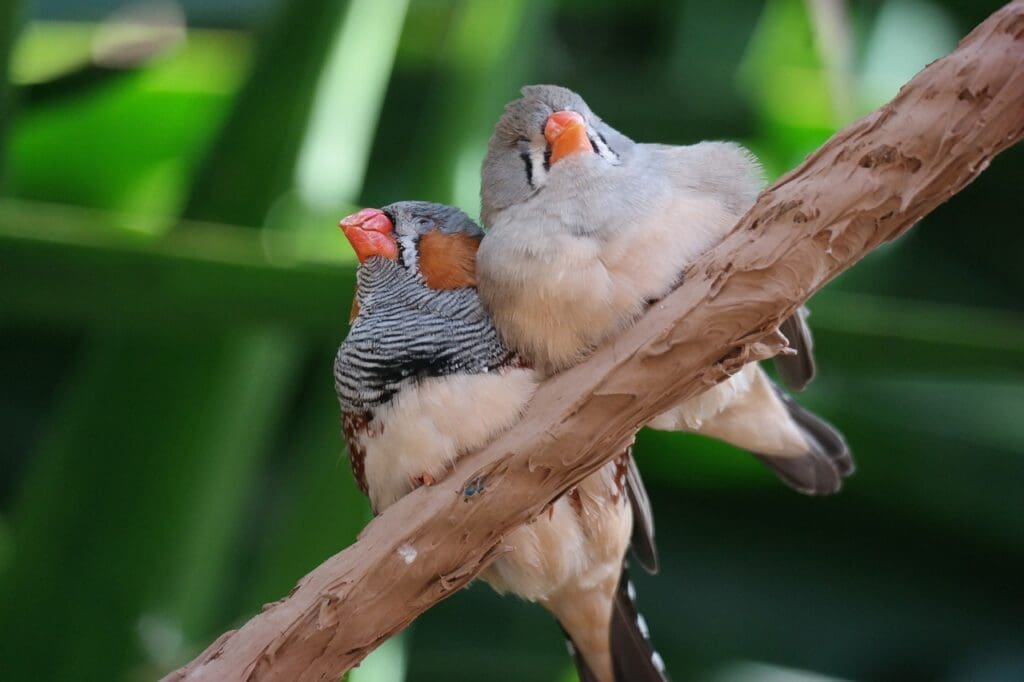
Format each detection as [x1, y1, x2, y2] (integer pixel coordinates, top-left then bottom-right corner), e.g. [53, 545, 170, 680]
[652, 651, 665, 671]
[636, 613, 650, 638]
[566, 639, 576, 656]
[397, 544, 417, 564]
[627, 580, 637, 601]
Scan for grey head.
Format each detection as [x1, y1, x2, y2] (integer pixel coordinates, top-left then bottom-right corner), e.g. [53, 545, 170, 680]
[335, 200, 507, 411]
[340, 200, 483, 292]
[480, 84, 635, 227]
[380, 200, 483, 275]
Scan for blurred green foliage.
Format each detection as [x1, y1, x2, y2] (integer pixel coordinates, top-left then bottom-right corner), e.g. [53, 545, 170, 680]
[0, 1, 1021, 681]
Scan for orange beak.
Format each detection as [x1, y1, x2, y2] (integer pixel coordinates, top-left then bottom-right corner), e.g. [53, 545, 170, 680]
[339, 208, 398, 263]
[544, 110, 592, 164]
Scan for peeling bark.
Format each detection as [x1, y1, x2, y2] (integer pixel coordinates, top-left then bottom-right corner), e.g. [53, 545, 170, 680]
[165, 3, 1024, 680]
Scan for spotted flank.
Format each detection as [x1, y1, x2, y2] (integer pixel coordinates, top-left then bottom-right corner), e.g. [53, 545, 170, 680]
[341, 411, 372, 496]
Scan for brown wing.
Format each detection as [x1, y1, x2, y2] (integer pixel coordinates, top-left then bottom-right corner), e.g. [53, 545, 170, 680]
[775, 305, 816, 392]
[341, 411, 370, 497]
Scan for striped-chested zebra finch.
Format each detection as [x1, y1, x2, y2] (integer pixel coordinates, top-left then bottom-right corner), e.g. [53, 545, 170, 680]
[334, 201, 668, 682]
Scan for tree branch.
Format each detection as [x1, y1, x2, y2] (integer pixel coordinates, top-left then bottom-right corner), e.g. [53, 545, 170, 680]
[166, 3, 1024, 680]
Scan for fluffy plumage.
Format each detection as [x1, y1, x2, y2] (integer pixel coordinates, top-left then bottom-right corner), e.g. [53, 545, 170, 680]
[334, 201, 668, 681]
[477, 84, 852, 495]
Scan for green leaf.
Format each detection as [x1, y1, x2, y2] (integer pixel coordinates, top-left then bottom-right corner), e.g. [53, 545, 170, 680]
[6, 26, 247, 221]
[0, 199, 356, 337]
[737, 0, 835, 171]
[0, 2, 358, 679]
[0, 329, 301, 679]
[232, 367, 369, 619]
[0, 0, 23, 189]
[367, 0, 549, 217]
[296, 0, 410, 207]
[182, 0, 353, 226]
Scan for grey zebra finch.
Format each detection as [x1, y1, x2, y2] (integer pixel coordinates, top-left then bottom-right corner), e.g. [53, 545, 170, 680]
[334, 201, 670, 682]
[477, 84, 853, 496]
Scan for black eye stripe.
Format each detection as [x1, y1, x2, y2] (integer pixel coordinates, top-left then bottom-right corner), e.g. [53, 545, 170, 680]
[520, 151, 534, 188]
[543, 148, 551, 171]
[590, 137, 600, 154]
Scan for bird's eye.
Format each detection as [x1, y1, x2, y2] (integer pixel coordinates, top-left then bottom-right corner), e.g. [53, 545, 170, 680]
[416, 217, 433, 230]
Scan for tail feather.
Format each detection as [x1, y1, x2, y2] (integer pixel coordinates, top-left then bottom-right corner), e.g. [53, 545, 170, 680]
[609, 567, 670, 682]
[625, 449, 659, 574]
[558, 567, 670, 682]
[777, 386, 854, 476]
[757, 382, 854, 495]
[774, 307, 816, 391]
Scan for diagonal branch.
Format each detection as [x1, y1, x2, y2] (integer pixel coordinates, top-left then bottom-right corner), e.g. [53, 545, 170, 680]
[166, 3, 1024, 680]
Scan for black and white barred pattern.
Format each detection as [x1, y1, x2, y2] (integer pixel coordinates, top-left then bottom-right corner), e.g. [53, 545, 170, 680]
[334, 257, 512, 411]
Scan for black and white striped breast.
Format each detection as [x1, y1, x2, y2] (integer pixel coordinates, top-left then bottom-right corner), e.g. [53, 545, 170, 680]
[334, 259, 513, 411]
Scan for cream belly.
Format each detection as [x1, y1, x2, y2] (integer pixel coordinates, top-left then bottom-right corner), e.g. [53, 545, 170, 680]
[363, 367, 538, 512]
[647, 363, 809, 457]
[482, 457, 631, 602]
[360, 364, 631, 605]
[477, 142, 799, 460]
[479, 176, 742, 375]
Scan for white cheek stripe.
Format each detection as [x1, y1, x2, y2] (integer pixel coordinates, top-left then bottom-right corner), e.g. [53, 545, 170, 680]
[529, 146, 548, 187]
[399, 234, 419, 271]
[591, 129, 620, 164]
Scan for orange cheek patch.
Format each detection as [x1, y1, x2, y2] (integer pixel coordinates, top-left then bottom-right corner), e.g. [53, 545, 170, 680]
[418, 229, 480, 290]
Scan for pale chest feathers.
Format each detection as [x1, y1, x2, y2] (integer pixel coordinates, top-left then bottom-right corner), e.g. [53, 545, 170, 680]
[482, 453, 632, 603]
[355, 367, 538, 512]
[647, 362, 759, 431]
[646, 363, 808, 457]
[479, 188, 743, 374]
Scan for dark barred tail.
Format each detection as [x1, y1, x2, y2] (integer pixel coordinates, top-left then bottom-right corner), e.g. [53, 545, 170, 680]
[561, 567, 670, 682]
[610, 567, 670, 682]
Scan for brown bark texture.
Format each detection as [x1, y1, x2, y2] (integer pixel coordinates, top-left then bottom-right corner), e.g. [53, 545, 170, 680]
[166, 3, 1024, 680]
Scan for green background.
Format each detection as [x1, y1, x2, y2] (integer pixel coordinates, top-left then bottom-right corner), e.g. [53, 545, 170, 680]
[0, 1, 1021, 680]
